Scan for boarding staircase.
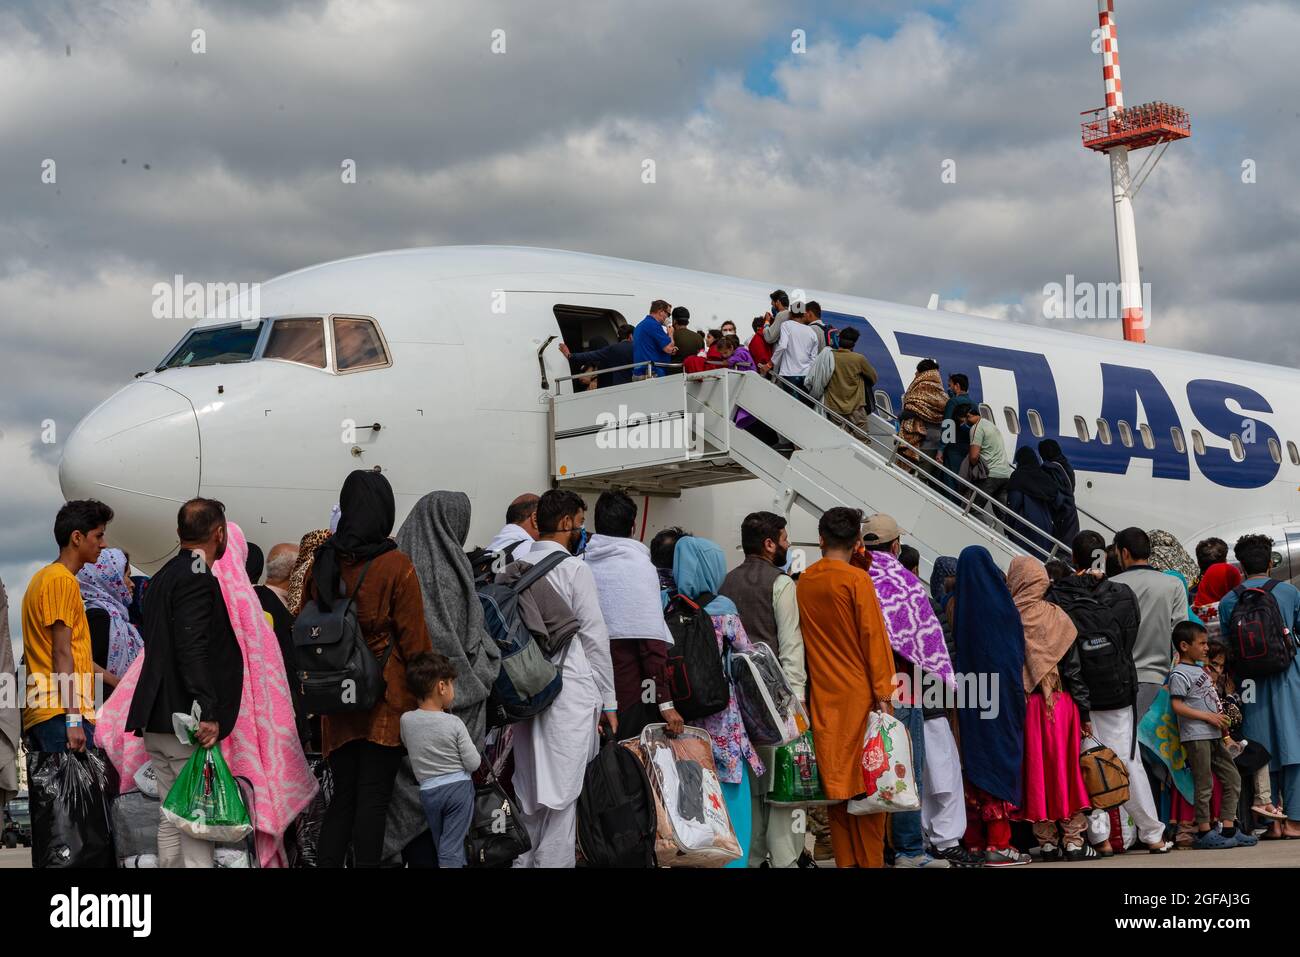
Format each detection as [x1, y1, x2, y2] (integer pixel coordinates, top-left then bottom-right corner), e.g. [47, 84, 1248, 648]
[549, 365, 1109, 578]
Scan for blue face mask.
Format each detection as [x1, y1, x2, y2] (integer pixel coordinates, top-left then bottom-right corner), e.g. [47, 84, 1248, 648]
[574, 526, 588, 555]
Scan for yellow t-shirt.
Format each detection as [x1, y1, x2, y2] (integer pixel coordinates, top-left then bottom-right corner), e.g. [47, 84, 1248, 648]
[21, 562, 98, 731]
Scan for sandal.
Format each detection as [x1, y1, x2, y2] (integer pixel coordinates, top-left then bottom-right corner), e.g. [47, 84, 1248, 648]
[1252, 804, 1288, 821]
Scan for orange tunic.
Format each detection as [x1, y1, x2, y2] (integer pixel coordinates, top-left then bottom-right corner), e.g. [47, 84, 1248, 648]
[795, 558, 896, 800]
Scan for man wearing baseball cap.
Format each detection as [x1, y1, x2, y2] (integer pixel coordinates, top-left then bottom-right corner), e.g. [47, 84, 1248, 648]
[860, 513, 903, 549]
[671, 306, 703, 359]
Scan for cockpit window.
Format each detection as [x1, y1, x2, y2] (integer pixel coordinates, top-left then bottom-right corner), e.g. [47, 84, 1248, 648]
[160, 322, 262, 370]
[332, 316, 389, 372]
[264, 317, 327, 369]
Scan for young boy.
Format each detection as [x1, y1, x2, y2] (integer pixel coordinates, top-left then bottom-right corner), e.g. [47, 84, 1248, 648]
[1167, 622, 1258, 849]
[400, 652, 482, 867]
[1205, 641, 1286, 822]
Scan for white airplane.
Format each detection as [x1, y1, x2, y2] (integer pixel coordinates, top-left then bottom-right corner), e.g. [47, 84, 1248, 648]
[59, 246, 1300, 583]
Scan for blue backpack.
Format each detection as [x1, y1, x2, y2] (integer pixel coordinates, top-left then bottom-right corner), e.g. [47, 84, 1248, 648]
[478, 551, 572, 728]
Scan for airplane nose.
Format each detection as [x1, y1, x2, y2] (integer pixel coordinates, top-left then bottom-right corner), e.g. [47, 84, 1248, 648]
[59, 381, 200, 566]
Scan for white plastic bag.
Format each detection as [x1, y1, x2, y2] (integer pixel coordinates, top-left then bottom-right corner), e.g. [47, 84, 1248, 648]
[847, 711, 920, 814]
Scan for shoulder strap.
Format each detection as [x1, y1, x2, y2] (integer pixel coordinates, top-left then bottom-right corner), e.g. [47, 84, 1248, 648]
[1230, 584, 1248, 600]
[1261, 579, 1280, 595]
[512, 550, 569, 595]
[339, 559, 374, 612]
[503, 539, 524, 562]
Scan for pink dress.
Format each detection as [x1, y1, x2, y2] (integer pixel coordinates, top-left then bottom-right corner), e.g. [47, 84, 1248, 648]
[1018, 690, 1091, 821]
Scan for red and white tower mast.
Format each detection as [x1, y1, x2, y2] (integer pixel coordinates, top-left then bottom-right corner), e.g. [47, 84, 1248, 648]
[1081, 0, 1190, 343]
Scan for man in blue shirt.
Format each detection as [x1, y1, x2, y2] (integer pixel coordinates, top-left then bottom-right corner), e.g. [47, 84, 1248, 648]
[632, 300, 677, 378]
[1215, 533, 1300, 838]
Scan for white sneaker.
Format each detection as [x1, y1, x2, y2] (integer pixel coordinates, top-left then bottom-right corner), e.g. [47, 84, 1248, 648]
[894, 853, 950, 868]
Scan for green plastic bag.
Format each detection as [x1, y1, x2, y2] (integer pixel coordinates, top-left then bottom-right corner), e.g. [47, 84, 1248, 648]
[160, 744, 253, 843]
[768, 731, 827, 804]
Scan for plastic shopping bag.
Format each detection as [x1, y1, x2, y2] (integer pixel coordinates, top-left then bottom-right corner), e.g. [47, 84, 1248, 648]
[768, 731, 828, 805]
[27, 749, 116, 868]
[160, 743, 253, 843]
[847, 711, 920, 814]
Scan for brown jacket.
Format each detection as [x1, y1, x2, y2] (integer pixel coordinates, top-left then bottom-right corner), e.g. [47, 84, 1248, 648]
[308, 549, 432, 756]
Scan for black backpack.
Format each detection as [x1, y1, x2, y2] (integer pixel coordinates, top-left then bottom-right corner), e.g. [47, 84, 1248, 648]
[292, 561, 393, 715]
[577, 737, 657, 868]
[464, 773, 532, 868]
[1226, 580, 1296, 679]
[1048, 580, 1137, 712]
[663, 592, 731, 721]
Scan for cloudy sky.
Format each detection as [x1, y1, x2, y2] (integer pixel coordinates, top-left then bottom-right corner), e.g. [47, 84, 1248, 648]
[2, 0, 1298, 643]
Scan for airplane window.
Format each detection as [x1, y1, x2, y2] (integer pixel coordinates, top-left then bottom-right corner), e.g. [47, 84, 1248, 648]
[1230, 434, 1245, 462]
[1027, 410, 1044, 438]
[1117, 420, 1134, 448]
[1096, 418, 1112, 445]
[1268, 438, 1282, 464]
[160, 322, 263, 370]
[332, 316, 389, 372]
[1170, 427, 1186, 454]
[263, 318, 326, 368]
[1289, 441, 1300, 466]
[978, 403, 994, 422]
[1191, 429, 1206, 455]
[1003, 407, 1019, 434]
[1139, 423, 1155, 450]
[1074, 416, 1090, 442]
[874, 390, 893, 417]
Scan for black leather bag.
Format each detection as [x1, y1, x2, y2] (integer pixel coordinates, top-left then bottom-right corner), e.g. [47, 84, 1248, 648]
[465, 773, 531, 868]
[292, 561, 393, 715]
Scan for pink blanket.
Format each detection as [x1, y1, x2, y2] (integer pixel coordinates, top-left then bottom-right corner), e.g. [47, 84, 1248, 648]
[97, 523, 318, 867]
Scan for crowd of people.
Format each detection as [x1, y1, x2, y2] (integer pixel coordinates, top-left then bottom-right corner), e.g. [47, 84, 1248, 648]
[6, 468, 1298, 868]
[562, 295, 1081, 556]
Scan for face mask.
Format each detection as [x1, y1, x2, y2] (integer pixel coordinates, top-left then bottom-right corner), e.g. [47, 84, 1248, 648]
[571, 527, 587, 555]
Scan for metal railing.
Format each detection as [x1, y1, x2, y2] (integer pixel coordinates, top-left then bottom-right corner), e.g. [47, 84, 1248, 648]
[719, 371, 1075, 564]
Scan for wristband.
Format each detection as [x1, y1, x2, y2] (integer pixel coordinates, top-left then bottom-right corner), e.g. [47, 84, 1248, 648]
[658, 700, 676, 713]
[602, 708, 618, 714]
[65, 713, 83, 728]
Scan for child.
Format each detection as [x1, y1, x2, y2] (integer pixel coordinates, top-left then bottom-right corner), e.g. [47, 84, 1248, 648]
[1205, 641, 1286, 822]
[1167, 622, 1258, 849]
[400, 652, 482, 867]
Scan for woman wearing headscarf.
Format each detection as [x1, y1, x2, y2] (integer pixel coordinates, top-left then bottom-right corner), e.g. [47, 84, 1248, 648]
[395, 491, 500, 746]
[898, 359, 948, 473]
[952, 546, 1028, 865]
[672, 535, 765, 868]
[77, 547, 144, 680]
[1004, 447, 1074, 555]
[1008, 556, 1095, 861]
[1194, 562, 1243, 610]
[287, 528, 330, 616]
[1147, 530, 1200, 591]
[1037, 439, 1076, 491]
[96, 523, 320, 866]
[307, 470, 433, 868]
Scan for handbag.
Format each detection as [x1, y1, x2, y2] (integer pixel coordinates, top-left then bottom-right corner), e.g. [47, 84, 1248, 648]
[847, 711, 920, 814]
[1079, 736, 1129, 810]
[464, 772, 531, 867]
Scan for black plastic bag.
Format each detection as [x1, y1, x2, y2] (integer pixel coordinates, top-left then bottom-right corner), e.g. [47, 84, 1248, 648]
[287, 754, 332, 868]
[28, 749, 116, 868]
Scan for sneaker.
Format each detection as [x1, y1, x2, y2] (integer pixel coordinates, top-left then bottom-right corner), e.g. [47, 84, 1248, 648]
[796, 851, 818, 869]
[1192, 829, 1235, 849]
[985, 848, 1032, 866]
[1063, 843, 1100, 862]
[934, 845, 985, 868]
[1038, 843, 1061, 862]
[894, 853, 950, 869]
[1229, 829, 1259, 848]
